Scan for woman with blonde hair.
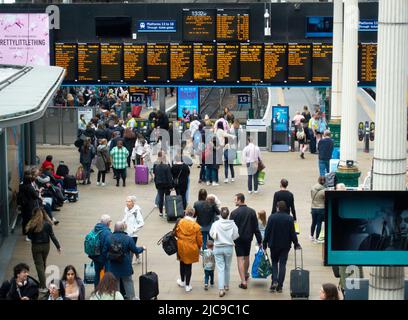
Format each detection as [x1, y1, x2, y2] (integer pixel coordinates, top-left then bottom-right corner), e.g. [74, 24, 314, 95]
[26, 208, 61, 293]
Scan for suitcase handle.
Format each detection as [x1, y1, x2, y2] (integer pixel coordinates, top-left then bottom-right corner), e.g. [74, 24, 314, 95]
[142, 248, 148, 274]
[294, 247, 303, 270]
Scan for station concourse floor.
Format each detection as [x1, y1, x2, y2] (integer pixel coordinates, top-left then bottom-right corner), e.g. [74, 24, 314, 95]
[4, 144, 375, 300]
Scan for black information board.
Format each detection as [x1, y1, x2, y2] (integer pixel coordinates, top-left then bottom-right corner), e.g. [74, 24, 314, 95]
[288, 43, 312, 82]
[359, 43, 377, 83]
[100, 43, 122, 82]
[193, 43, 215, 82]
[216, 43, 239, 82]
[170, 43, 193, 82]
[147, 44, 169, 82]
[182, 9, 216, 42]
[123, 44, 145, 83]
[264, 43, 287, 83]
[312, 43, 332, 82]
[216, 9, 250, 42]
[77, 43, 99, 82]
[54, 43, 76, 81]
[240, 43, 262, 82]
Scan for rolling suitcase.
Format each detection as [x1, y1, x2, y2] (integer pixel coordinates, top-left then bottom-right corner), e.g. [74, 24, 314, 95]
[139, 249, 159, 300]
[165, 194, 184, 222]
[135, 165, 149, 184]
[290, 248, 310, 300]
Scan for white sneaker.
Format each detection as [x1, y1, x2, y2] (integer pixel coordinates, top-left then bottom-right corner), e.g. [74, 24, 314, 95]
[316, 239, 325, 244]
[96, 182, 101, 186]
[224, 179, 229, 184]
[206, 182, 211, 186]
[212, 182, 219, 186]
[231, 178, 235, 182]
[254, 190, 259, 194]
[248, 190, 253, 194]
[102, 183, 106, 187]
[309, 235, 315, 241]
[185, 285, 192, 292]
[177, 279, 185, 287]
[25, 236, 31, 242]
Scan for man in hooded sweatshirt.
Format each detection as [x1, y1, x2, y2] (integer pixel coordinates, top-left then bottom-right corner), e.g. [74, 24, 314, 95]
[209, 207, 239, 297]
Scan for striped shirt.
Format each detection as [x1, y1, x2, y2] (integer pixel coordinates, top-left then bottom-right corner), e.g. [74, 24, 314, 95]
[110, 146, 129, 169]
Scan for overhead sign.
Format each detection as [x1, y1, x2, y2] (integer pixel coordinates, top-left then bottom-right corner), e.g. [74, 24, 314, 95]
[177, 87, 199, 120]
[359, 20, 378, 32]
[137, 20, 176, 33]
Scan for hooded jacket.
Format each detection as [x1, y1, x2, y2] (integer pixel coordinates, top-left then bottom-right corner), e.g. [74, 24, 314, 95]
[121, 205, 144, 238]
[311, 183, 326, 209]
[95, 144, 109, 172]
[175, 217, 203, 264]
[5, 276, 39, 300]
[209, 218, 239, 247]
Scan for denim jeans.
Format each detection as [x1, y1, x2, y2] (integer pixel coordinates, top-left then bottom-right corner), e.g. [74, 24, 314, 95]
[311, 208, 325, 239]
[247, 163, 259, 191]
[204, 270, 214, 285]
[224, 161, 235, 179]
[206, 166, 219, 183]
[319, 159, 330, 177]
[117, 276, 135, 300]
[213, 246, 234, 290]
[270, 248, 290, 288]
[199, 165, 206, 182]
[201, 230, 213, 250]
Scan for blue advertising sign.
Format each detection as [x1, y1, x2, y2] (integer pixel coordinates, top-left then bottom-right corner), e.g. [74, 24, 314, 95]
[272, 106, 289, 132]
[177, 87, 199, 120]
[137, 20, 176, 33]
[359, 20, 378, 32]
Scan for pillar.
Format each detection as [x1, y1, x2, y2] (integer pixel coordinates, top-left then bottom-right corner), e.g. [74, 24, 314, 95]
[0, 128, 9, 238]
[336, 0, 361, 187]
[159, 87, 166, 113]
[369, 0, 408, 300]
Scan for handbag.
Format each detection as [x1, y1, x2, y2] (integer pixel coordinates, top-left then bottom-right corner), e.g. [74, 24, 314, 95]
[75, 165, 85, 181]
[173, 168, 183, 188]
[84, 261, 96, 284]
[251, 247, 272, 279]
[257, 158, 265, 172]
[157, 219, 180, 255]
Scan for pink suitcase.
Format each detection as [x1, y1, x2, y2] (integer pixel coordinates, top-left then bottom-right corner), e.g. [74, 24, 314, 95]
[135, 165, 149, 184]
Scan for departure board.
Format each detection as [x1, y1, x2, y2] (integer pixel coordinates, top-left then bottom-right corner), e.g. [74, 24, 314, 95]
[170, 43, 193, 82]
[123, 44, 145, 82]
[183, 9, 216, 42]
[54, 43, 76, 81]
[147, 44, 169, 82]
[312, 43, 332, 82]
[359, 43, 377, 83]
[77, 43, 99, 82]
[129, 87, 149, 94]
[193, 43, 215, 82]
[264, 44, 287, 83]
[216, 44, 239, 82]
[240, 44, 262, 82]
[216, 9, 249, 42]
[288, 43, 312, 82]
[100, 43, 122, 82]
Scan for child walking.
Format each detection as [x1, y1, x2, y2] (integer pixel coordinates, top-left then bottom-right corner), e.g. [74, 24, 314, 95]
[201, 240, 215, 290]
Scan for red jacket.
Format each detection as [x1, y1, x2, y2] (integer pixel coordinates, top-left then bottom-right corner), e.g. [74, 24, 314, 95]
[41, 160, 62, 180]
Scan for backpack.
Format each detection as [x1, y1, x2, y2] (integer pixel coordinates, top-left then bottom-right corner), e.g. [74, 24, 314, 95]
[296, 127, 305, 140]
[107, 239, 125, 262]
[325, 172, 337, 188]
[84, 229, 103, 257]
[157, 231, 178, 256]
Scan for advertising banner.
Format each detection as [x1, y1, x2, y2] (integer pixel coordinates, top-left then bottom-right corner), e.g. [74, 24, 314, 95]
[177, 87, 199, 121]
[0, 14, 50, 66]
[272, 106, 289, 132]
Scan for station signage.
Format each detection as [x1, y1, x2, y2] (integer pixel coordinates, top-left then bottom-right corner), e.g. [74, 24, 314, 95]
[137, 20, 177, 33]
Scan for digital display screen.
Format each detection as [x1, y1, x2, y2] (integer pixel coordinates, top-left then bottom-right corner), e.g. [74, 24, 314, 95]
[54, 43, 76, 81]
[216, 9, 250, 42]
[77, 43, 99, 82]
[147, 44, 169, 82]
[123, 44, 146, 83]
[178, 86, 199, 120]
[182, 9, 216, 42]
[264, 44, 287, 83]
[312, 43, 332, 82]
[306, 16, 333, 38]
[100, 43, 122, 82]
[216, 43, 239, 82]
[359, 43, 377, 83]
[288, 43, 312, 82]
[170, 43, 193, 82]
[272, 106, 289, 132]
[193, 43, 215, 82]
[240, 43, 262, 82]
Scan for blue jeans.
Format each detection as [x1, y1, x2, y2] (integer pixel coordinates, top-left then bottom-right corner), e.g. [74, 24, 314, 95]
[311, 208, 325, 239]
[201, 230, 213, 250]
[214, 246, 234, 290]
[199, 165, 206, 182]
[270, 248, 290, 289]
[204, 270, 214, 285]
[206, 166, 218, 183]
[116, 275, 135, 300]
[319, 159, 330, 176]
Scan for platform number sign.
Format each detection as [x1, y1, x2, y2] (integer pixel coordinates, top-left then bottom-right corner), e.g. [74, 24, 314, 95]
[131, 94, 144, 105]
[237, 94, 251, 109]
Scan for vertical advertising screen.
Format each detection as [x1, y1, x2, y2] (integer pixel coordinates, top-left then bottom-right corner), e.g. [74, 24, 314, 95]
[272, 106, 289, 132]
[177, 87, 199, 120]
[0, 14, 50, 66]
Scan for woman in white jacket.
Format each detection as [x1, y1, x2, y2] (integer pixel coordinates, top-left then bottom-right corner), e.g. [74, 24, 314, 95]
[122, 196, 144, 264]
[209, 207, 239, 297]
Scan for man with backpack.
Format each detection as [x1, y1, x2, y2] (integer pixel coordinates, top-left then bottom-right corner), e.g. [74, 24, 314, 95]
[104, 221, 145, 300]
[85, 214, 112, 287]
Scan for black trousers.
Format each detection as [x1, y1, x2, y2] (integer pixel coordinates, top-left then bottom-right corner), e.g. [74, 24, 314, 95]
[157, 188, 171, 214]
[113, 168, 126, 184]
[97, 170, 106, 183]
[180, 261, 192, 286]
[175, 188, 187, 209]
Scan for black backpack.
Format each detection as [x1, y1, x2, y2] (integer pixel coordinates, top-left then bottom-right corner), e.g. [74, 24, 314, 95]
[56, 164, 69, 177]
[107, 240, 125, 262]
[157, 231, 177, 256]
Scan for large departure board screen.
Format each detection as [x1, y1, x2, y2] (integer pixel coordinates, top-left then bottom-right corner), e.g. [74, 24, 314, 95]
[123, 44, 145, 83]
[359, 43, 377, 83]
[183, 9, 216, 42]
[216, 9, 250, 42]
[54, 43, 76, 81]
[147, 44, 169, 82]
[100, 43, 122, 82]
[170, 43, 193, 82]
[193, 43, 215, 82]
[240, 43, 262, 82]
[288, 43, 312, 82]
[77, 43, 99, 82]
[216, 44, 239, 82]
[264, 44, 287, 83]
[312, 43, 332, 82]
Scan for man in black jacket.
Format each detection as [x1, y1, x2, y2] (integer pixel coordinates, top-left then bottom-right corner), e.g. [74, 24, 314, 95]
[230, 193, 262, 289]
[153, 152, 173, 217]
[4, 263, 39, 300]
[318, 130, 334, 176]
[263, 201, 301, 293]
[271, 179, 297, 221]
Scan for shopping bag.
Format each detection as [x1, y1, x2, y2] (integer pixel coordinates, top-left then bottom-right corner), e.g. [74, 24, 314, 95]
[257, 250, 272, 278]
[84, 261, 95, 284]
[318, 225, 325, 241]
[233, 150, 242, 165]
[75, 165, 85, 181]
[251, 248, 263, 278]
[258, 170, 266, 185]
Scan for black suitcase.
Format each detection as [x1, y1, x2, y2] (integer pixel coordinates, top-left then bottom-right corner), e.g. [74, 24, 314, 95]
[56, 163, 69, 177]
[290, 248, 310, 299]
[139, 249, 159, 300]
[165, 194, 184, 222]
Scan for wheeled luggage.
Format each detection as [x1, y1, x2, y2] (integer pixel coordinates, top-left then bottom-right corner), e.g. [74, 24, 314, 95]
[290, 248, 310, 299]
[139, 249, 159, 300]
[135, 165, 149, 184]
[165, 194, 184, 222]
